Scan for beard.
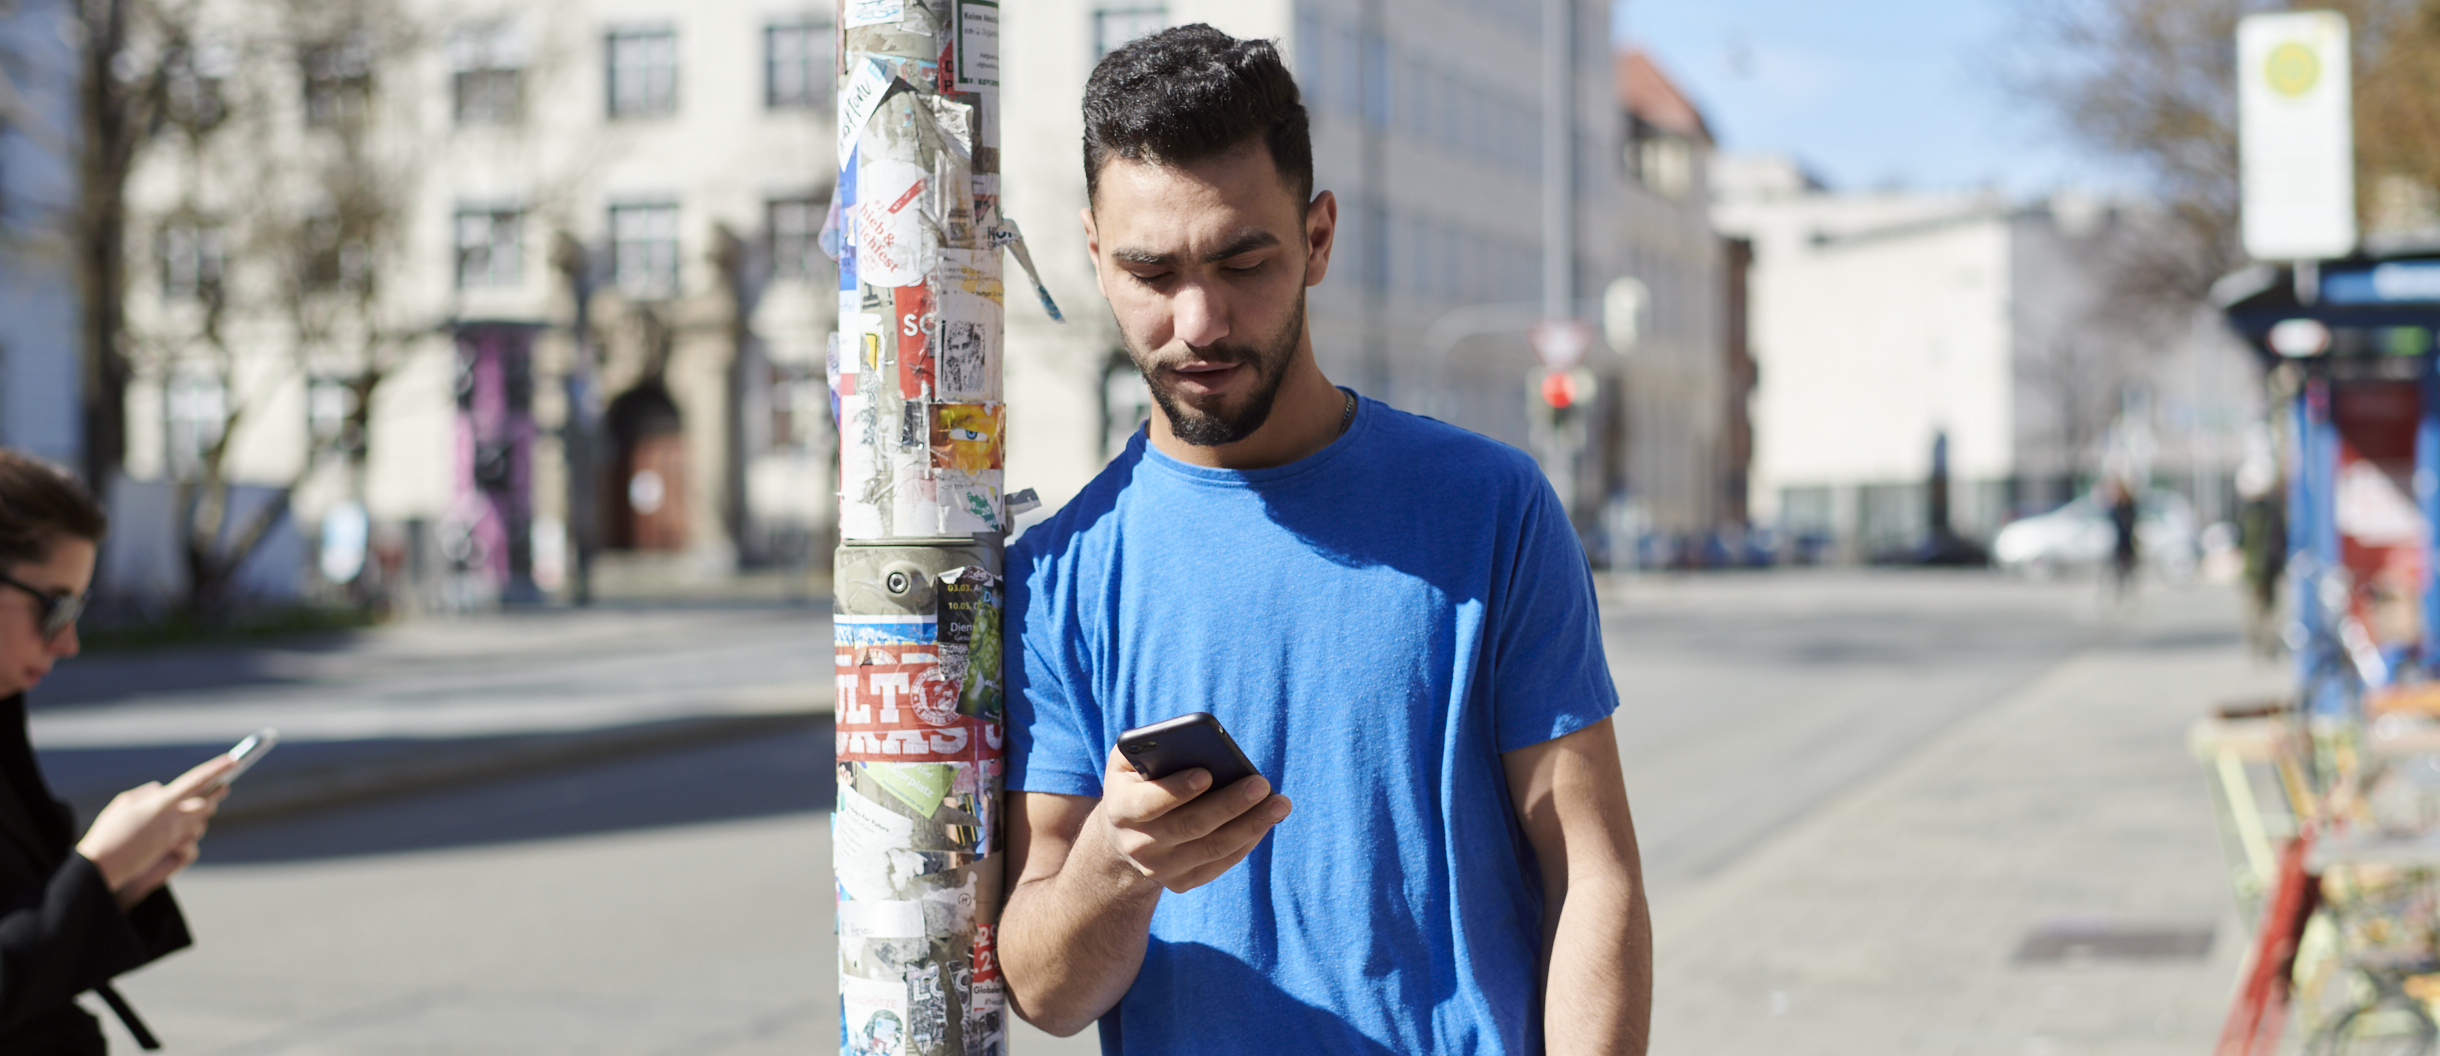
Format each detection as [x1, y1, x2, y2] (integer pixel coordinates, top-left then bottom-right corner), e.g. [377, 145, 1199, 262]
[1125, 291, 1306, 447]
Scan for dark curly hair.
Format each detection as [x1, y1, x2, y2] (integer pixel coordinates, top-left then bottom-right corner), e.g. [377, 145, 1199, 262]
[0, 450, 104, 568]
[1082, 24, 1313, 208]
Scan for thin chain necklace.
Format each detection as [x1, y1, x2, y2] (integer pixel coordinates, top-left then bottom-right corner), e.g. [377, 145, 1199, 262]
[1337, 391, 1356, 437]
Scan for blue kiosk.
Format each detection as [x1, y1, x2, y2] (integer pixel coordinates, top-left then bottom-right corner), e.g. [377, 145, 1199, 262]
[2220, 253, 2440, 710]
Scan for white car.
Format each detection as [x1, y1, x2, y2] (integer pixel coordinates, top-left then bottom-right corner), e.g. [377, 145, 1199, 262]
[1992, 491, 2200, 582]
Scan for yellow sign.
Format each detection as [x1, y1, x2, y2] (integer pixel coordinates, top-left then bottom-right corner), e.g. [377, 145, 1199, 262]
[2267, 40, 2320, 98]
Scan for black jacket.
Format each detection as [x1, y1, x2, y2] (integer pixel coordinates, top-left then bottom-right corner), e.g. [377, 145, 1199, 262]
[0, 694, 189, 1054]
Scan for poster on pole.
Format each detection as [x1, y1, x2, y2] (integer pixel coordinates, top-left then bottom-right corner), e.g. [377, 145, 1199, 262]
[2238, 11, 2355, 262]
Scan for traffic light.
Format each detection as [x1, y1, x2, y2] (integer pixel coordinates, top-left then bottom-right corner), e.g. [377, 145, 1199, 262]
[1530, 368, 1598, 427]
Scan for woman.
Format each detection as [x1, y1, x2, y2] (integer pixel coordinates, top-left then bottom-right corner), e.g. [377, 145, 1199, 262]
[0, 450, 232, 1053]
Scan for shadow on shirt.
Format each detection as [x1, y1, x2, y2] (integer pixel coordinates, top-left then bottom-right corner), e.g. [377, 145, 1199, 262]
[1112, 939, 1404, 1055]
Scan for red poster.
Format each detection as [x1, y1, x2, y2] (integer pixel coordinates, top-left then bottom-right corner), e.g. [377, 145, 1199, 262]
[896, 286, 935, 399]
[836, 642, 1003, 763]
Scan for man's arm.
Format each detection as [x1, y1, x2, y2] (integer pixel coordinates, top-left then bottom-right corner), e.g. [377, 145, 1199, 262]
[1503, 717, 1651, 1056]
[999, 749, 1292, 1037]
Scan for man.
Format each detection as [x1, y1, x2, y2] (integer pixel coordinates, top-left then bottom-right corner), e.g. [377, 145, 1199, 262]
[1000, 25, 1650, 1055]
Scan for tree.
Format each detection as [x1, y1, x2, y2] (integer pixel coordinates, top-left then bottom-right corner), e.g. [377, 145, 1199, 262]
[2011, 0, 2434, 303]
[117, 0, 428, 617]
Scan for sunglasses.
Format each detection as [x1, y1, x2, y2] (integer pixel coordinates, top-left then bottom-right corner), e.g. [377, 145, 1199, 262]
[0, 571, 86, 640]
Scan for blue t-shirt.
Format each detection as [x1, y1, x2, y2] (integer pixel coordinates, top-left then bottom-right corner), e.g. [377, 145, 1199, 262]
[1007, 393, 1619, 1056]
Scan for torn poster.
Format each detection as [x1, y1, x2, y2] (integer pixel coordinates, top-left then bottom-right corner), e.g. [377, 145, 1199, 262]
[927, 404, 1004, 534]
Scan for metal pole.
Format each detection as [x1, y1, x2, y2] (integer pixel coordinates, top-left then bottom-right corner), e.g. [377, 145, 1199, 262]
[1540, 0, 1572, 325]
[832, 2, 1029, 1052]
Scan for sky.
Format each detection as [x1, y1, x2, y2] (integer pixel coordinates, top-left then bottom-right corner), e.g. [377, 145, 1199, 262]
[1611, 0, 2140, 198]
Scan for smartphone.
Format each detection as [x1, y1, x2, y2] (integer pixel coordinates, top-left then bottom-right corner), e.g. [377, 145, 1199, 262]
[205, 728, 279, 791]
[1115, 713, 1262, 794]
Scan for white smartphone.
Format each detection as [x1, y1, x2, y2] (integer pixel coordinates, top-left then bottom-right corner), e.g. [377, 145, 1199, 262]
[205, 728, 279, 790]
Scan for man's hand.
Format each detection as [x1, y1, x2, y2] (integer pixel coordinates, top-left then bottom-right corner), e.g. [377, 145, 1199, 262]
[1095, 746, 1293, 893]
[1000, 748, 1293, 1036]
[75, 754, 235, 910]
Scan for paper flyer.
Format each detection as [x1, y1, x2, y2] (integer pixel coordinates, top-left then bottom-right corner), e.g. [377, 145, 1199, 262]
[954, 0, 999, 91]
[843, 0, 905, 29]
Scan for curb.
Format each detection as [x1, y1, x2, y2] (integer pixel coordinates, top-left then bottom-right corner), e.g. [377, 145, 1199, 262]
[212, 710, 833, 827]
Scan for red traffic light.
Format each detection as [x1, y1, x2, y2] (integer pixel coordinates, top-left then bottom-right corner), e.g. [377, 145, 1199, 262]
[1540, 371, 1578, 409]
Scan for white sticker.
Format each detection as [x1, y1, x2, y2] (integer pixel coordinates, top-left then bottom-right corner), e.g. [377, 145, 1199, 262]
[855, 155, 932, 288]
[843, 0, 904, 29]
[842, 974, 911, 1056]
[839, 899, 929, 942]
[955, 0, 1000, 91]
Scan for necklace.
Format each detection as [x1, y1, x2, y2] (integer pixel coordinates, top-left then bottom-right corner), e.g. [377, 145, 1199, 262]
[1337, 391, 1356, 437]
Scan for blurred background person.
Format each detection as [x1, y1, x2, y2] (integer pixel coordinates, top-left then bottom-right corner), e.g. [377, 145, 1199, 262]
[2236, 456, 2287, 659]
[0, 450, 232, 1054]
[2106, 476, 2142, 606]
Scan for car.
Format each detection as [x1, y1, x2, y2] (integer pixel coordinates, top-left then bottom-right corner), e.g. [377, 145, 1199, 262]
[1991, 490, 2200, 582]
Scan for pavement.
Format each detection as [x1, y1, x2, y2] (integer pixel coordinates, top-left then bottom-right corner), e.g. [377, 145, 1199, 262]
[30, 601, 835, 824]
[1634, 575, 2286, 1054]
[27, 570, 2286, 1054]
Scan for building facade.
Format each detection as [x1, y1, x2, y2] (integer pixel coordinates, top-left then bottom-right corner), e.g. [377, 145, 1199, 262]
[1712, 154, 2259, 560]
[115, 0, 839, 604]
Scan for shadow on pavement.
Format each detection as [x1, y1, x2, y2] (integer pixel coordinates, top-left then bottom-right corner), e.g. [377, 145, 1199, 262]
[80, 720, 838, 866]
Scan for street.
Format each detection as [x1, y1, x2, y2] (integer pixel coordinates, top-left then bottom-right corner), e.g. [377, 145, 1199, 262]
[44, 571, 2277, 1054]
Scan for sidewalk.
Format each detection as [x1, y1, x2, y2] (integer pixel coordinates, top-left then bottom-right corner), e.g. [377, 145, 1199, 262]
[1650, 592, 2287, 1054]
[29, 603, 835, 824]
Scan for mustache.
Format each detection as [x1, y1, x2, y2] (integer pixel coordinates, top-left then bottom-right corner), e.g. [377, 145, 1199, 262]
[1146, 343, 1266, 372]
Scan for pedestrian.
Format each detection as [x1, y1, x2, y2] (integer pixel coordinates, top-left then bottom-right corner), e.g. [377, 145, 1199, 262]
[997, 26, 1650, 1055]
[2236, 461, 2286, 657]
[0, 449, 234, 1053]
[2106, 477, 2141, 604]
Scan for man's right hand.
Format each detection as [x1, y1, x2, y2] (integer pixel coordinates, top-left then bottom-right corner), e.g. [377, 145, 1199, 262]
[1093, 746, 1292, 894]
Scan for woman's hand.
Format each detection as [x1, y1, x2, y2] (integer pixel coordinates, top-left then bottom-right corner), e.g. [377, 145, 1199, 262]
[74, 755, 236, 910]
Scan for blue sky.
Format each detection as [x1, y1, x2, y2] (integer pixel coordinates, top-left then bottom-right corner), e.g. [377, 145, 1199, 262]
[1611, 0, 2139, 197]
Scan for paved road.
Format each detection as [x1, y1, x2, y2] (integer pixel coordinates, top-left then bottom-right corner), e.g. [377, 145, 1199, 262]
[49, 572, 2261, 1053]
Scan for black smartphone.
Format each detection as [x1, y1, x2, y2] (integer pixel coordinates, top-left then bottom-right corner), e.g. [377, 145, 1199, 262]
[1115, 712, 1263, 794]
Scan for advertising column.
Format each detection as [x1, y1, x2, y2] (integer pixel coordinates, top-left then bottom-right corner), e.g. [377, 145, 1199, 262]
[831, 2, 1056, 1053]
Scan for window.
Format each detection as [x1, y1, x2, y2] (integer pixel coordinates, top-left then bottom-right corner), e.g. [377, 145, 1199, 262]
[165, 373, 227, 479]
[301, 34, 373, 128]
[162, 41, 232, 131]
[606, 26, 677, 118]
[767, 195, 823, 281]
[1092, 6, 1165, 61]
[762, 360, 819, 452]
[160, 220, 225, 300]
[610, 202, 679, 298]
[765, 19, 832, 109]
[307, 376, 360, 452]
[450, 21, 526, 126]
[455, 207, 521, 288]
[299, 214, 369, 292]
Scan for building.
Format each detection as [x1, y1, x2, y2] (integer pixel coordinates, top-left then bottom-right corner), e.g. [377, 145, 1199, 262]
[1609, 47, 1742, 563]
[114, 0, 839, 605]
[1711, 154, 2259, 560]
[998, 0, 1631, 542]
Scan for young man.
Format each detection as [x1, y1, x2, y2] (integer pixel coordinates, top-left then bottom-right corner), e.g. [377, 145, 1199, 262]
[1000, 25, 1650, 1055]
